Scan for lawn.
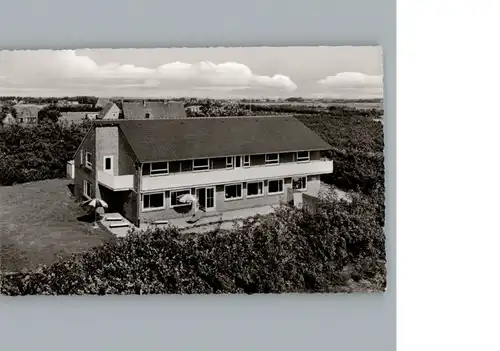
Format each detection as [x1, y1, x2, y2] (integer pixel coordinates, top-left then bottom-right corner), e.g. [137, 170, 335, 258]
[0, 178, 115, 272]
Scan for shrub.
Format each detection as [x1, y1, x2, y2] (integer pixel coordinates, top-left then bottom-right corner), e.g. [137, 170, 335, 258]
[0, 120, 91, 185]
[296, 114, 384, 194]
[0, 192, 386, 296]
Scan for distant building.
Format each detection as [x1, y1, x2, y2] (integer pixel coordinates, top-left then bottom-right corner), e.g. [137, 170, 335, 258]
[97, 102, 120, 120]
[186, 105, 202, 113]
[85, 112, 99, 120]
[57, 100, 79, 107]
[13, 104, 45, 124]
[59, 112, 87, 124]
[122, 100, 187, 120]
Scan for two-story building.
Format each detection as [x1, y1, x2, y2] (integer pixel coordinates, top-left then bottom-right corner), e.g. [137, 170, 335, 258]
[122, 100, 187, 119]
[72, 115, 333, 227]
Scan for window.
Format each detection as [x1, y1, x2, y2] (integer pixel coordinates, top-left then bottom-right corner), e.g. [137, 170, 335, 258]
[150, 161, 169, 175]
[145, 113, 150, 119]
[296, 151, 310, 162]
[193, 158, 210, 171]
[246, 181, 263, 197]
[226, 156, 233, 169]
[224, 184, 243, 200]
[243, 155, 251, 167]
[85, 151, 92, 168]
[180, 160, 193, 172]
[104, 156, 112, 172]
[292, 176, 307, 191]
[268, 179, 284, 194]
[170, 189, 191, 207]
[83, 180, 92, 199]
[235, 156, 241, 168]
[143, 192, 165, 210]
[265, 153, 279, 165]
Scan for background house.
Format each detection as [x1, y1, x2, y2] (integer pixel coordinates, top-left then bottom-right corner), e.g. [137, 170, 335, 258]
[97, 102, 120, 120]
[85, 112, 99, 120]
[122, 100, 187, 120]
[59, 112, 87, 124]
[13, 104, 45, 124]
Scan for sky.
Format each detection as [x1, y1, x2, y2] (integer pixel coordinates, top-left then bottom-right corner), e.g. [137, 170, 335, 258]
[0, 46, 383, 99]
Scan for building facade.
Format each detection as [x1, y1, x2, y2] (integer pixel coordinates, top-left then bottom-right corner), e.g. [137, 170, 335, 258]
[73, 116, 333, 226]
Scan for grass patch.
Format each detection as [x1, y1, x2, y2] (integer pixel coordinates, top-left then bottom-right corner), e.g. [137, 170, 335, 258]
[0, 178, 115, 272]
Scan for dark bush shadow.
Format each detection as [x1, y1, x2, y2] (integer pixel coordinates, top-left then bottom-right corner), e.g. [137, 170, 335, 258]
[77, 212, 102, 223]
[67, 183, 75, 196]
[173, 204, 192, 215]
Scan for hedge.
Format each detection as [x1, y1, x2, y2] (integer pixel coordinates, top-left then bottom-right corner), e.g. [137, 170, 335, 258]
[0, 190, 386, 295]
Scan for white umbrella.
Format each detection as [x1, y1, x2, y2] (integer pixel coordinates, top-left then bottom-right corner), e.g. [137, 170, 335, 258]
[177, 193, 197, 204]
[177, 193, 199, 214]
[81, 198, 108, 226]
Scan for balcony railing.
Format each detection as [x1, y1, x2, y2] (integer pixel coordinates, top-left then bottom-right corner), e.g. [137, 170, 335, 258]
[141, 159, 333, 192]
[97, 171, 134, 191]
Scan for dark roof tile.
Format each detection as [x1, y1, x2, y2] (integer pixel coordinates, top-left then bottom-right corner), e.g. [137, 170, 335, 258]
[95, 115, 331, 162]
[122, 100, 186, 119]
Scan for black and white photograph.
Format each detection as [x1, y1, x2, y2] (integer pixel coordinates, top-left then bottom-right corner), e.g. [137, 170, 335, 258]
[0, 46, 386, 295]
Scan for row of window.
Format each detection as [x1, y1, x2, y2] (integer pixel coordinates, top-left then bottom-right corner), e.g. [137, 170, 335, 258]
[81, 150, 311, 174]
[141, 177, 307, 211]
[145, 151, 311, 176]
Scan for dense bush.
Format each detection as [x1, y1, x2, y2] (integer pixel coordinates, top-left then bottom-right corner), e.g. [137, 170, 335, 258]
[37, 105, 62, 123]
[0, 120, 91, 185]
[295, 114, 384, 154]
[296, 114, 384, 194]
[321, 149, 384, 195]
[0, 190, 386, 295]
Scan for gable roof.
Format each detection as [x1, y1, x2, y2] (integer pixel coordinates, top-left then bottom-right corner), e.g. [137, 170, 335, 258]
[94, 115, 331, 163]
[122, 100, 186, 120]
[97, 102, 118, 119]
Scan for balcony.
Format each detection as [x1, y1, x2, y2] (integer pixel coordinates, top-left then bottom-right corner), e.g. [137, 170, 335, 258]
[141, 159, 333, 192]
[97, 171, 134, 191]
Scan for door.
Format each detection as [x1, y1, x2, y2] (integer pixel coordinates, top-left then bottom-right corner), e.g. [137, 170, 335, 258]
[196, 187, 215, 212]
[196, 188, 206, 212]
[206, 187, 215, 211]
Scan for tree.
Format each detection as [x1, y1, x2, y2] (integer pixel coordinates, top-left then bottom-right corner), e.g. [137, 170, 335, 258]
[37, 105, 61, 123]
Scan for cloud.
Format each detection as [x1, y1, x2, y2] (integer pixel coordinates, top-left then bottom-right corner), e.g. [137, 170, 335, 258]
[316, 72, 383, 98]
[0, 50, 297, 96]
[318, 72, 383, 88]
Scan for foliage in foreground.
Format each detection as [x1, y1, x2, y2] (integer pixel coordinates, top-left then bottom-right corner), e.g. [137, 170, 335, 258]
[1, 188, 386, 295]
[0, 120, 91, 186]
